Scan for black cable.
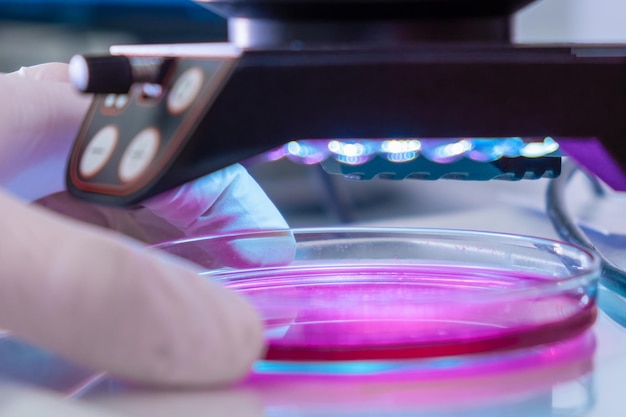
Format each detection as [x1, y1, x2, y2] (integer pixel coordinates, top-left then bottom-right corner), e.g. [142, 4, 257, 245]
[546, 159, 626, 296]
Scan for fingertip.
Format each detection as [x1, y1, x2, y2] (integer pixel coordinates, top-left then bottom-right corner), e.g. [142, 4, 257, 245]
[137, 271, 267, 387]
[145, 164, 289, 236]
[209, 284, 267, 382]
[6, 62, 71, 83]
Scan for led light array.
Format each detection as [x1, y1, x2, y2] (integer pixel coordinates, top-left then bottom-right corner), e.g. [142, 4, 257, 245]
[263, 137, 560, 166]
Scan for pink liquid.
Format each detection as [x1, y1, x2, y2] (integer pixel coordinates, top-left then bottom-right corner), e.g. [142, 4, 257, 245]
[227, 266, 596, 361]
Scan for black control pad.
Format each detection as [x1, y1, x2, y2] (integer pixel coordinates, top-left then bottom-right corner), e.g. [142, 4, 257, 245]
[67, 58, 235, 199]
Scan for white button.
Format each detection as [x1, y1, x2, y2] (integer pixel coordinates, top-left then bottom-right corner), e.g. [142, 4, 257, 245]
[118, 127, 161, 183]
[167, 67, 204, 114]
[115, 94, 129, 110]
[142, 83, 163, 99]
[104, 94, 116, 108]
[79, 125, 119, 178]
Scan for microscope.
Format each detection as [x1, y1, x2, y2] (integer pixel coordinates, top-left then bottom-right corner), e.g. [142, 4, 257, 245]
[65, 0, 626, 207]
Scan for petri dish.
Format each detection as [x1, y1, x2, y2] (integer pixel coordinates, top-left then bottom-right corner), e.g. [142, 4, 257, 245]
[153, 228, 600, 363]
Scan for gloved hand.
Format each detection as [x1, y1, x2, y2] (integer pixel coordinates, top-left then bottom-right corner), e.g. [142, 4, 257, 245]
[0, 63, 290, 386]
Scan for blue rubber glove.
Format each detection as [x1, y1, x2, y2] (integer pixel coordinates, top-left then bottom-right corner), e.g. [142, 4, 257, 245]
[0, 63, 290, 386]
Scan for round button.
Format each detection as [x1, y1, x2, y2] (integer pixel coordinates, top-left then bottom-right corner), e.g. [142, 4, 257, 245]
[115, 94, 129, 110]
[103, 94, 116, 108]
[118, 127, 161, 183]
[167, 67, 204, 115]
[79, 125, 119, 178]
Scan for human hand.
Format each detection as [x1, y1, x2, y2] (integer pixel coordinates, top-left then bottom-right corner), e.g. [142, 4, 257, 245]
[0, 63, 290, 386]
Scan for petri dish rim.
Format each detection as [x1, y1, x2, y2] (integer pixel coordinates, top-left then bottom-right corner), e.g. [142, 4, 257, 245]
[152, 226, 601, 299]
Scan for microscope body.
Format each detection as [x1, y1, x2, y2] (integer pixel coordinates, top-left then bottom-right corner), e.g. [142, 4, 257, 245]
[66, 0, 626, 206]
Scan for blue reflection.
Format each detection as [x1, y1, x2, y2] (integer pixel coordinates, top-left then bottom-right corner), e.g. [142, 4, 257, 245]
[255, 360, 402, 375]
[255, 354, 498, 376]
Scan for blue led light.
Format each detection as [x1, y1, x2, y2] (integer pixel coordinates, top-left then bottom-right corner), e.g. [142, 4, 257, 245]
[421, 139, 473, 163]
[380, 139, 422, 154]
[467, 138, 504, 162]
[285, 140, 329, 164]
[520, 137, 559, 158]
[328, 140, 362, 156]
[437, 139, 472, 160]
[498, 137, 526, 157]
[328, 140, 376, 157]
[379, 140, 421, 163]
[328, 140, 378, 165]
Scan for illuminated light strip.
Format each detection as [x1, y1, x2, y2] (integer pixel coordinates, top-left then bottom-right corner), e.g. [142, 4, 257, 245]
[263, 138, 560, 166]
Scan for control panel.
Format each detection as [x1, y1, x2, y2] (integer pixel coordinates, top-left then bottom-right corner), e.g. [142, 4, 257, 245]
[66, 54, 236, 205]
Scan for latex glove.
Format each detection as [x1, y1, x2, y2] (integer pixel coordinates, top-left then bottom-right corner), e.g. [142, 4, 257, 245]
[0, 63, 290, 386]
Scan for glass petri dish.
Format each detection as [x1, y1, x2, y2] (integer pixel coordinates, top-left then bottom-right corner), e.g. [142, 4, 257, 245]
[153, 228, 600, 363]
